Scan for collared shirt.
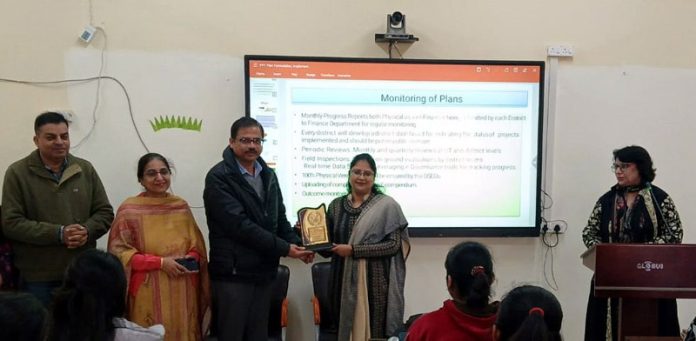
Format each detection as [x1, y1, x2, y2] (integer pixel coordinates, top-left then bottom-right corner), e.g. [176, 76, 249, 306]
[236, 158, 265, 200]
[43, 158, 68, 183]
[40, 157, 71, 242]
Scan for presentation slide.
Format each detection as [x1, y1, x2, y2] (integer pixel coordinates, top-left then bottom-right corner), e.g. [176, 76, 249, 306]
[246, 57, 543, 236]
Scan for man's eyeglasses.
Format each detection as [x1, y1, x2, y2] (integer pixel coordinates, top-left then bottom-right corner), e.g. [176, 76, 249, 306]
[237, 137, 265, 145]
[351, 169, 374, 178]
[144, 168, 171, 178]
[611, 162, 633, 172]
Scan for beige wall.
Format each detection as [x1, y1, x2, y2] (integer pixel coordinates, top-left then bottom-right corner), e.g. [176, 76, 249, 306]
[2, 1, 696, 339]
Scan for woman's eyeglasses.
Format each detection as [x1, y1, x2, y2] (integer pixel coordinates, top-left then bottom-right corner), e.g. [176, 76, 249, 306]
[610, 162, 633, 172]
[351, 169, 374, 178]
[144, 168, 171, 178]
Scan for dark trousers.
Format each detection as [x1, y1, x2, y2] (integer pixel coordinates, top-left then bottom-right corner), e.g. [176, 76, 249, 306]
[22, 280, 62, 308]
[212, 280, 272, 341]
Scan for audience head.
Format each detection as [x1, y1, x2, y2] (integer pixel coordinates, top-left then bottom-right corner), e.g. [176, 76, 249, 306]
[612, 145, 655, 184]
[137, 153, 173, 197]
[49, 248, 127, 341]
[494, 285, 563, 341]
[445, 241, 494, 308]
[0, 292, 47, 341]
[346, 153, 383, 195]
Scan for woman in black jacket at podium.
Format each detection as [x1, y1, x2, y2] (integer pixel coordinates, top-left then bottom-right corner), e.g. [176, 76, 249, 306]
[582, 145, 683, 341]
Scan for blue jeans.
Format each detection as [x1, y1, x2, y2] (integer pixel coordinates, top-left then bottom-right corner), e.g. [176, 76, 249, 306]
[22, 280, 62, 307]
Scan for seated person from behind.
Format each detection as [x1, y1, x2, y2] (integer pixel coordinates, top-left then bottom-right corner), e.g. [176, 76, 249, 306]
[408, 241, 498, 341]
[0, 291, 47, 341]
[493, 285, 563, 341]
[48, 248, 164, 341]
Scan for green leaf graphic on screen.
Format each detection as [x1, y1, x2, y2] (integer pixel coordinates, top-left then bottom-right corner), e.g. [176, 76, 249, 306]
[149, 115, 203, 132]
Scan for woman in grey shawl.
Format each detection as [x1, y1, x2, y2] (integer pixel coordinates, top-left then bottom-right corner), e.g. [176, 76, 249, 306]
[321, 153, 410, 340]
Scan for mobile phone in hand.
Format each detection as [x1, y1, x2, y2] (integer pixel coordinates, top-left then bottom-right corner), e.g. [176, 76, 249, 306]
[175, 258, 199, 271]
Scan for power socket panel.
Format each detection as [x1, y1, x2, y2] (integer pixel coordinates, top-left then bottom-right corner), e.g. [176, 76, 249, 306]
[547, 45, 575, 57]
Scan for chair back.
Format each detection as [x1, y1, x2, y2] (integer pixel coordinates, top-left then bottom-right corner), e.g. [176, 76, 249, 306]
[312, 262, 337, 340]
[268, 264, 290, 340]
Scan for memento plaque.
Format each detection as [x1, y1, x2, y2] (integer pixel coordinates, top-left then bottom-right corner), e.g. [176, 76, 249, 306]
[297, 204, 332, 251]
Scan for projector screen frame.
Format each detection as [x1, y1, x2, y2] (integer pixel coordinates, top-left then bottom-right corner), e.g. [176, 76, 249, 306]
[244, 55, 545, 238]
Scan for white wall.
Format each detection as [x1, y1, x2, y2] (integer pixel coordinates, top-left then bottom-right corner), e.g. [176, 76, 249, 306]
[2, 1, 696, 340]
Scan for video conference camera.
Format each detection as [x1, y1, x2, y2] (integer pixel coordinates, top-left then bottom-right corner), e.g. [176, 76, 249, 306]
[375, 11, 418, 43]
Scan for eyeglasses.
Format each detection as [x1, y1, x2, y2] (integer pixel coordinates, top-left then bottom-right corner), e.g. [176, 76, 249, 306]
[611, 162, 633, 172]
[351, 169, 374, 178]
[237, 137, 265, 145]
[144, 168, 171, 178]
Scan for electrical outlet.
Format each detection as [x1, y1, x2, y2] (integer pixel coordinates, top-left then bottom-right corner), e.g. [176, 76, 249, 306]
[547, 45, 575, 57]
[50, 109, 75, 122]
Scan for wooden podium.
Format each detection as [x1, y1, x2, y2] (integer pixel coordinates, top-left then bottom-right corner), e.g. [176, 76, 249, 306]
[581, 244, 696, 341]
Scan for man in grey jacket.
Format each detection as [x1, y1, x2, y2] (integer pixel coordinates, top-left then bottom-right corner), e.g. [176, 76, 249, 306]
[204, 116, 313, 341]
